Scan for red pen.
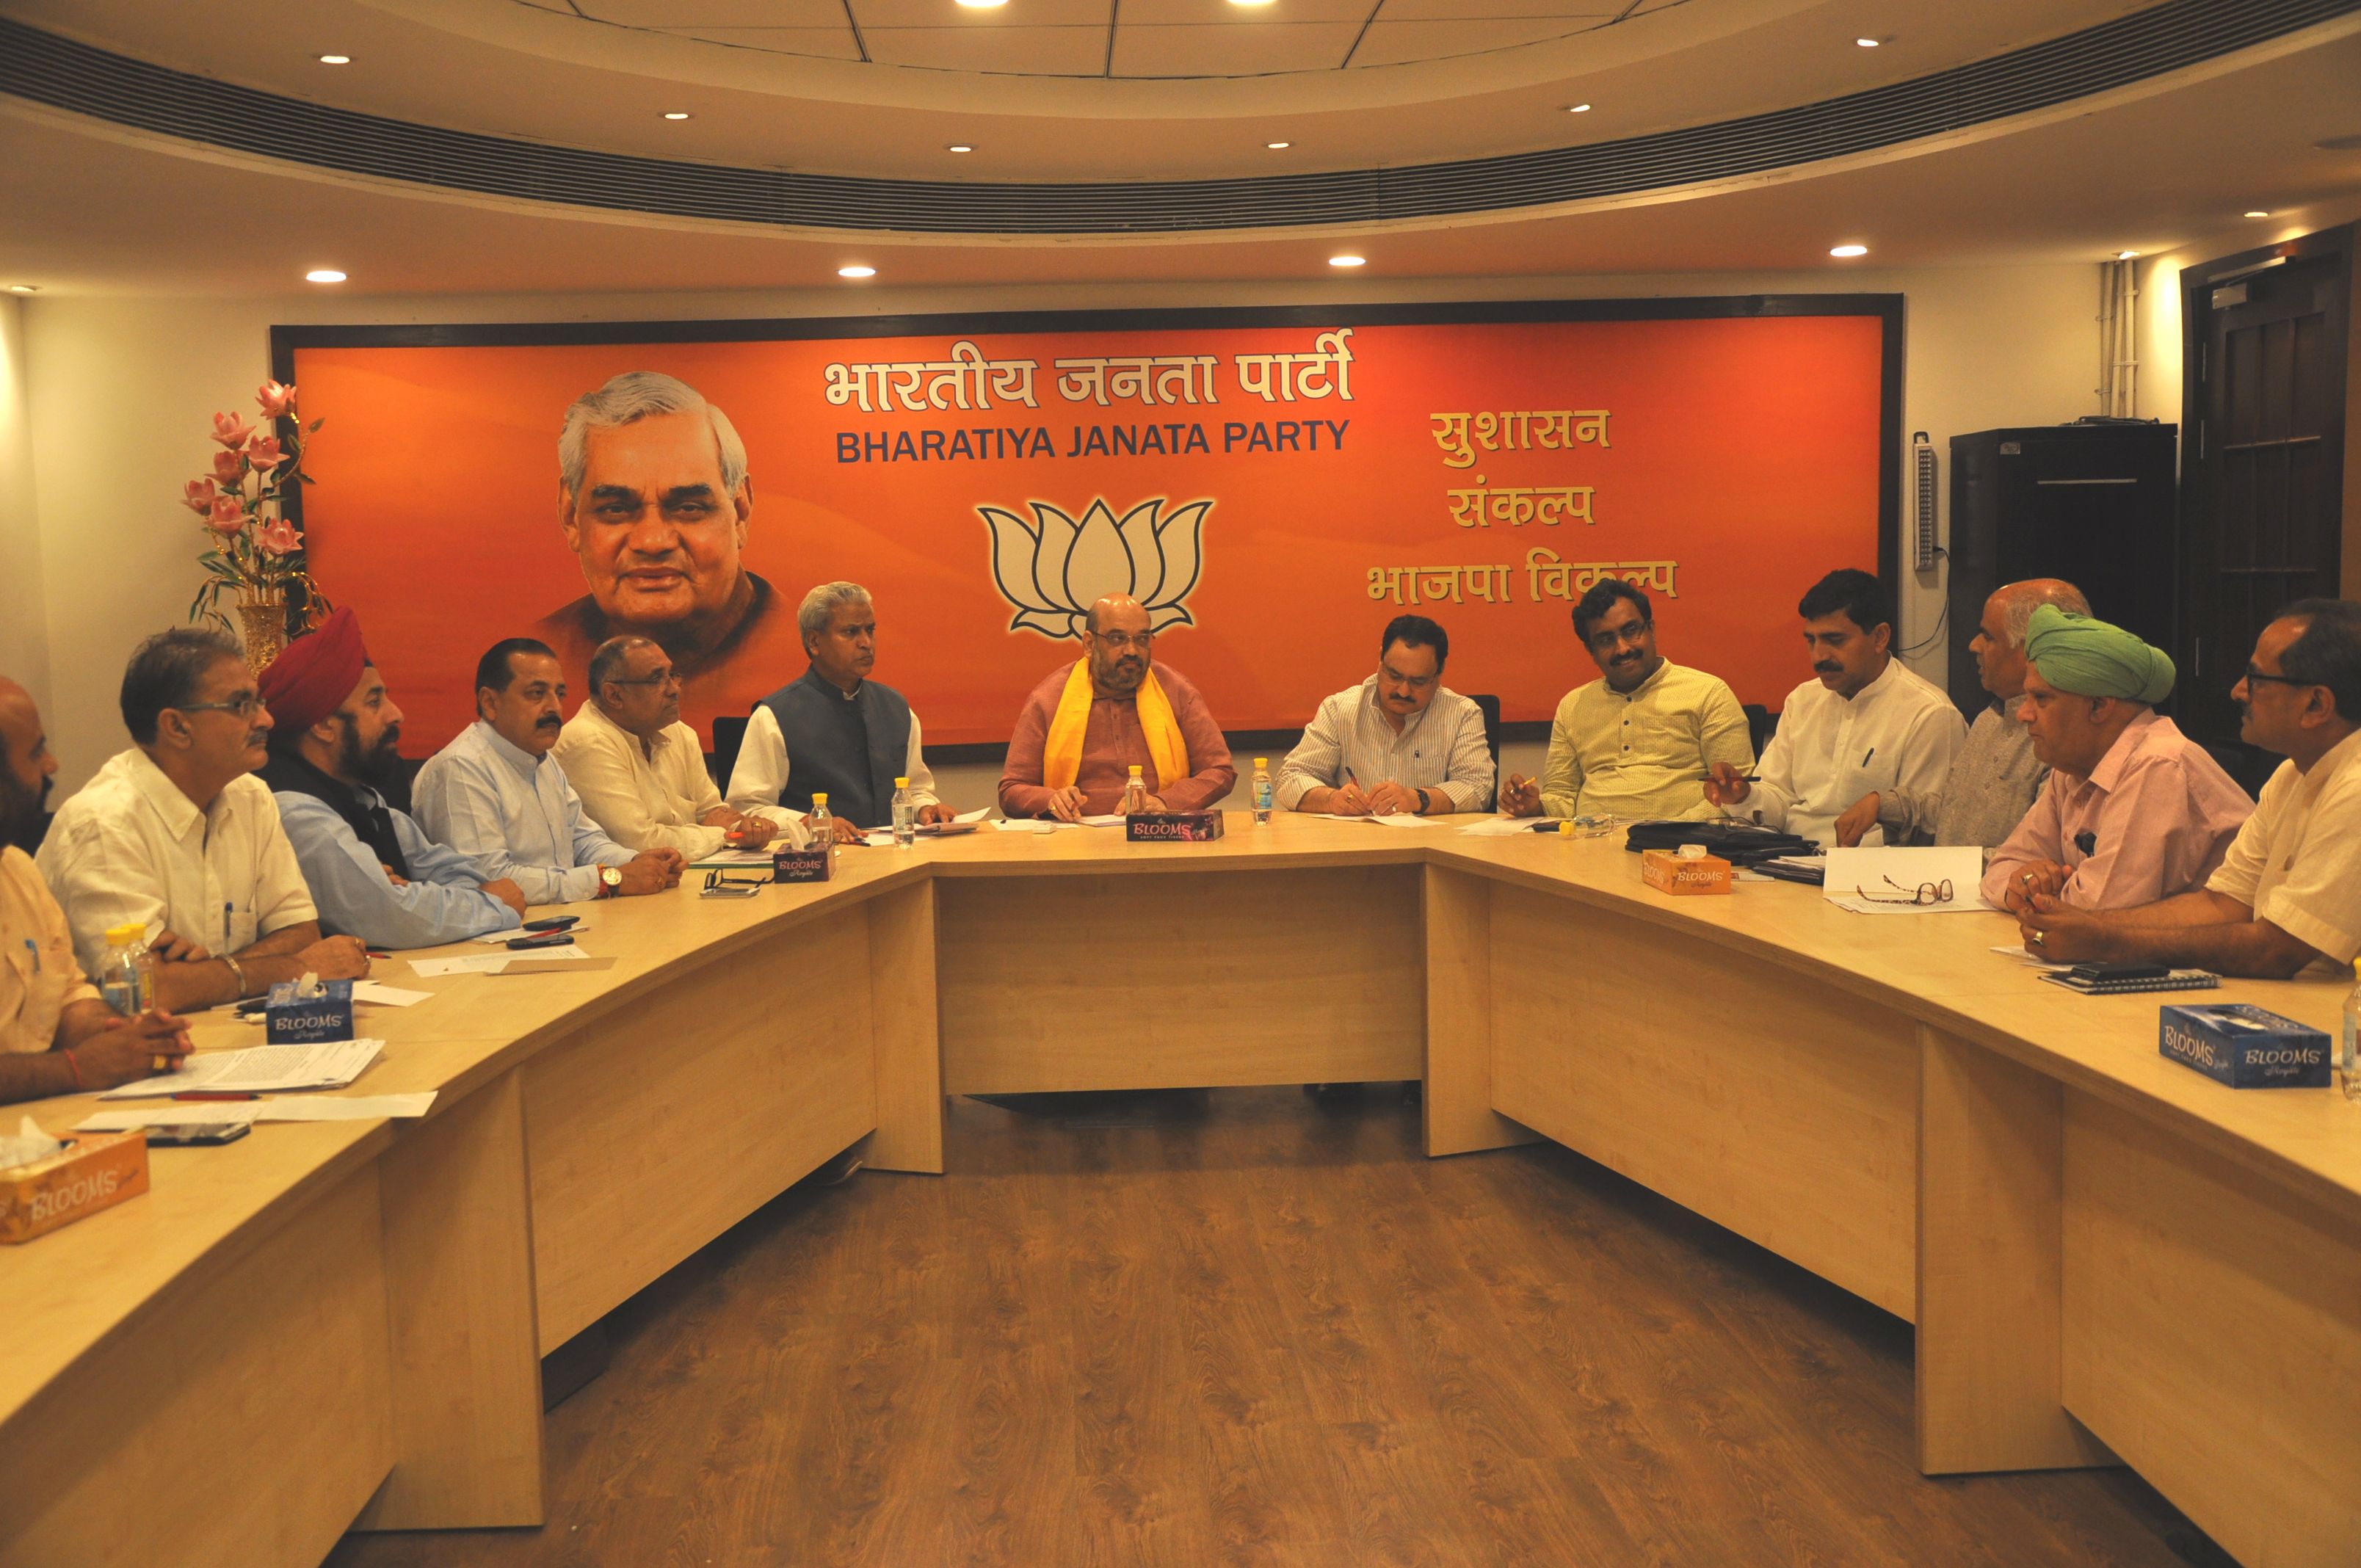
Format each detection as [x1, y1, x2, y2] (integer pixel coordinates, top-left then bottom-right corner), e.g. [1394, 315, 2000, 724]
[173, 1092, 259, 1102]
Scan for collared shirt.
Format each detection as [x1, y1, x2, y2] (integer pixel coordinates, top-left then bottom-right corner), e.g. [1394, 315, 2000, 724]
[1980, 712, 2252, 910]
[2207, 727, 2361, 966]
[1876, 697, 2046, 849]
[1538, 661, 1752, 821]
[725, 695, 940, 817]
[553, 702, 804, 858]
[37, 748, 316, 977]
[414, 721, 635, 905]
[2, 847, 97, 1056]
[272, 783, 518, 949]
[1277, 678, 1494, 813]
[999, 662, 1236, 817]
[1731, 659, 1968, 848]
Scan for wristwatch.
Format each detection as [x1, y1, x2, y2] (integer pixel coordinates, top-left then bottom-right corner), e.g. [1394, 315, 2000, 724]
[1415, 788, 1433, 816]
[598, 865, 624, 899]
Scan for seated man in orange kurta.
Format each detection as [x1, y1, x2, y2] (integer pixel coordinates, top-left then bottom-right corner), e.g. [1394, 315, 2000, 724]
[998, 595, 1236, 821]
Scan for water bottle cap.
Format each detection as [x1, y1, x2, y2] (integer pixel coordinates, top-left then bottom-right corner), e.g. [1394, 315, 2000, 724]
[104, 922, 145, 945]
[894, 777, 909, 788]
[1128, 764, 1143, 777]
[1255, 758, 1267, 768]
[811, 792, 828, 805]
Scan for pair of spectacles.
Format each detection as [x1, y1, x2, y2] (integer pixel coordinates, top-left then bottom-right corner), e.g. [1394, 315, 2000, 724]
[174, 693, 263, 720]
[2241, 663, 2315, 690]
[703, 869, 765, 891]
[1095, 631, 1155, 651]
[1855, 874, 1954, 907]
[606, 672, 680, 689]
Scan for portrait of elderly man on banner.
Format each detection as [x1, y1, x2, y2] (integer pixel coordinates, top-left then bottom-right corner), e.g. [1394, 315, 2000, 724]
[532, 370, 802, 716]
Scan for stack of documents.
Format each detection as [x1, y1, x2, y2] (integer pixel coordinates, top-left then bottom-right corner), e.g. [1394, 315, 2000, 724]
[98, 1039, 385, 1098]
[75, 1093, 436, 1133]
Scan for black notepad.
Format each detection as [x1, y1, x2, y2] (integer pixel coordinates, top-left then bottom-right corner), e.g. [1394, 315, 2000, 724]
[2038, 968, 2220, 995]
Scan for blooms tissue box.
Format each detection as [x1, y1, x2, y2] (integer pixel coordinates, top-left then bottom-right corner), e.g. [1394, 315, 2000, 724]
[1125, 811, 1227, 843]
[0, 1131, 149, 1244]
[772, 845, 833, 883]
[2159, 1003, 2331, 1089]
[265, 979, 354, 1043]
[1640, 847, 1732, 895]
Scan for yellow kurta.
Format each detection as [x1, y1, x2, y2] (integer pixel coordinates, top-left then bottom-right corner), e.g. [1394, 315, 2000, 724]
[1539, 660, 1755, 821]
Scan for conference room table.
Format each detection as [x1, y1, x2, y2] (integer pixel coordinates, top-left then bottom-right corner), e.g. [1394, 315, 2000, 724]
[1, 814, 2355, 1567]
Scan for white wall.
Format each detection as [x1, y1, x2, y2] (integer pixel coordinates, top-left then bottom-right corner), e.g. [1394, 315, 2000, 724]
[0, 296, 51, 722]
[12, 261, 2111, 802]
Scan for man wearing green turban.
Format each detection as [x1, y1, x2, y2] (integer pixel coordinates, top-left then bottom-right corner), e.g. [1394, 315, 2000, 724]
[1981, 606, 2251, 912]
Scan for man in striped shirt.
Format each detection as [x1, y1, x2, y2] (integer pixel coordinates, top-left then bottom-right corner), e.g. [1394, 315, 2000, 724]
[1279, 615, 1495, 816]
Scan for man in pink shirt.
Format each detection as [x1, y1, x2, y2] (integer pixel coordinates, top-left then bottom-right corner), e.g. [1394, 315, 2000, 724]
[1985, 606, 2250, 912]
[999, 594, 1236, 821]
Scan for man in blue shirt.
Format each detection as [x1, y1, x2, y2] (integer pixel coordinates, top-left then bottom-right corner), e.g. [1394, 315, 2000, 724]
[414, 639, 680, 904]
[255, 609, 525, 948]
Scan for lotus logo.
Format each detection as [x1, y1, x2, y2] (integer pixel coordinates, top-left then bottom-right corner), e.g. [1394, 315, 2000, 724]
[980, 496, 1210, 639]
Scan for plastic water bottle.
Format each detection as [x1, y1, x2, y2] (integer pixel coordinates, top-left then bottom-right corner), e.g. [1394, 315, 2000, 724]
[891, 776, 917, 847]
[97, 922, 155, 1017]
[810, 792, 835, 863]
[1252, 758, 1272, 826]
[2342, 960, 2361, 1100]
[1120, 765, 1149, 816]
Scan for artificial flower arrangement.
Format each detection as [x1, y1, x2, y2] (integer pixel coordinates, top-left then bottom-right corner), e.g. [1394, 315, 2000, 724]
[179, 379, 330, 661]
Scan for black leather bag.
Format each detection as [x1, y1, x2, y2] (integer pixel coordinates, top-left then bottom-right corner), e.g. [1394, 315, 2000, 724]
[1622, 819, 1820, 867]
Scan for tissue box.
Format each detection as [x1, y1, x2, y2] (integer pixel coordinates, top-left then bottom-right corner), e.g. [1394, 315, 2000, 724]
[0, 1131, 149, 1244]
[2159, 1004, 2332, 1089]
[265, 979, 354, 1043]
[1640, 848, 1732, 895]
[772, 846, 833, 883]
[1125, 811, 1227, 843]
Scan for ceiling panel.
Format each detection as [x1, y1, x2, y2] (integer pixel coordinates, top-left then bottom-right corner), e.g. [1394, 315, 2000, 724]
[647, 26, 866, 60]
[1117, 0, 1376, 23]
[863, 25, 1111, 73]
[851, 0, 1114, 26]
[1111, 22, 1365, 76]
[1371, 1, 1618, 18]
[581, 1, 852, 25]
[1352, 18, 1598, 65]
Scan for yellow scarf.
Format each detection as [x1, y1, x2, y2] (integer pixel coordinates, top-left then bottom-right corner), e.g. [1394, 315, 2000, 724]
[1042, 659, 1187, 793]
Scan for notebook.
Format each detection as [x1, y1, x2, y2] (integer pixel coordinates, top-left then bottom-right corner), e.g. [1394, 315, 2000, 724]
[2037, 968, 2220, 995]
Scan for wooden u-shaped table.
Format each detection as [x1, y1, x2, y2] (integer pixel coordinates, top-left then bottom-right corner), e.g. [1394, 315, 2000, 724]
[3, 816, 2356, 1567]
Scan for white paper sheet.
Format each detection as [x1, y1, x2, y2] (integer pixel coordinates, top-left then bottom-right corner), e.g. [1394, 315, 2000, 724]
[98, 1039, 385, 1098]
[352, 981, 431, 1007]
[1310, 812, 1440, 828]
[1078, 815, 1126, 827]
[1456, 816, 1539, 837]
[993, 817, 1053, 833]
[412, 945, 589, 977]
[1822, 846, 1992, 914]
[1990, 943, 2072, 970]
[76, 1103, 261, 1133]
[255, 1093, 436, 1122]
[953, 806, 991, 823]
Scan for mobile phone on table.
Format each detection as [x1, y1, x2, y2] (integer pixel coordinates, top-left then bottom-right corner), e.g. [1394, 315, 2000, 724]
[521, 915, 580, 932]
[506, 931, 577, 951]
[145, 1122, 251, 1147]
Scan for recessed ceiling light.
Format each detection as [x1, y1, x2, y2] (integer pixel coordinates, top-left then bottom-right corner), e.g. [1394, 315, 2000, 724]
[2244, 209, 2271, 218]
[1829, 244, 1868, 258]
[1266, 141, 1291, 150]
[662, 112, 692, 121]
[305, 269, 347, 283]
[838, 265, 877, 279]
[1855, 37, 1881, 48]
[1564, 104, 1592, 113]
[317, 54, 350, 65]
[1230, 0, 1278, 7]
[7, 284, 37, 294]
[947, 144, 974, 153]
[2116, 250, 2141, 260]
[954, 0, 1007, 7]
[1329, 255, 1366, 268]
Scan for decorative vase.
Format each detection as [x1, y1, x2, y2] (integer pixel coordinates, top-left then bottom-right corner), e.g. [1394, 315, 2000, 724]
[236, 596, 288, 675]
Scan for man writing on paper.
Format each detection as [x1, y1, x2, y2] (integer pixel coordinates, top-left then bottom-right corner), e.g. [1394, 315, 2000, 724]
[39, 628, 367, 1012]
[1279, 615, 1493, 817]
[413, 639, 681, 903]
[1704, 570, 1965, 847]
[257, 609, 529, 948]
[728, 581, 952, 843]
[0, 675, 190, 1101]
[556, 636, 805, 859]
[999, 594, 1235, 820]
[1981, 609, 2249, 912]
[2019, 601, 2361, 978]
[1832, 578, 2086, 849]
[1500, 581, 1750, 821]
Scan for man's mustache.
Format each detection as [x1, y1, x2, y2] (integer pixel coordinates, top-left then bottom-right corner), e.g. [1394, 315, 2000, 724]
[1814, 663, 1842, 675]
[535, 715, 563, 730]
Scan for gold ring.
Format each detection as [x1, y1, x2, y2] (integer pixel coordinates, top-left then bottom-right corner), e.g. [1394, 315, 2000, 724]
[2030, 930, 2047, 947]
[2022, 872, 2037, 884]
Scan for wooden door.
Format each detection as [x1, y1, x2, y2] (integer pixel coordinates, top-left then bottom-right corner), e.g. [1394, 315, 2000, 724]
[2180, 227, 2351, 750]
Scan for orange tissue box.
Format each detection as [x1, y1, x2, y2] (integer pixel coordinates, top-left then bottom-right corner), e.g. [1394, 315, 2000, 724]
[0, 1130, 150, 1244]
[1640, 847, 1733, 896]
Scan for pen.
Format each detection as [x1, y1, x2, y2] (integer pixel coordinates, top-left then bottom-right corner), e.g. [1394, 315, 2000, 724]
[22, 937, 37, 976]
[173, 1091, 256, 1102]
[1863, 748, 1875, 766]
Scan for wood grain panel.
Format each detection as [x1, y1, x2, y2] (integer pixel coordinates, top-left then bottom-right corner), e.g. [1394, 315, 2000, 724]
[866, 881, 945, 1174]
[1421, 865, 1539, 1156]
[2062, 1092, 2361, 1566]
[1487, 882, 1918, 1318]
[0, 1166, 392, 1568]
[1917, 1026, 2114, 1475]
[935, 868, 1423, 1095]
[525, 915, 879, 1346]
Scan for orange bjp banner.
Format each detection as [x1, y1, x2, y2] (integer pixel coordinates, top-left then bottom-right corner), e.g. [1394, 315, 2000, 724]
[283, 300, 1897, 754]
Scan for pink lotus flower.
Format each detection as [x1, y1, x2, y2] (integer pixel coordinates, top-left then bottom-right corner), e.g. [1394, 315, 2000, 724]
[255, 380, 297, 419]
[256, 518, 300, 556]
[211, 449, 244, 482]
[206, 495, 245, 534]
[183, 477, 218, 514]
[211, 411, 253, 449]
[244, 435, 285, 472]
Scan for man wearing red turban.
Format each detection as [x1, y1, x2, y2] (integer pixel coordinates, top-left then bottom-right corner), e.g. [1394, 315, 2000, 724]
[258, 609, 530, 948]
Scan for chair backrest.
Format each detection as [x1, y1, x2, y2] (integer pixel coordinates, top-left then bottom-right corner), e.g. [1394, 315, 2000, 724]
[1469, 693, 1503, 811]
[1743, 703, 1779, 761]
[709, 714, 750, 792]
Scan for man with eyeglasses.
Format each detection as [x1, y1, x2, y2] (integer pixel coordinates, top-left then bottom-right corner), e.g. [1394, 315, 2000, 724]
[2020, 600, 2361, 978]
[1980, 608, 2249, 913]
[1501, 580, 1752, 822]
[37, 627, 369, 1012]
[1279, 614, 1493, 816]
[998, 593, 1235, 821]
[554, 634, 802, 859]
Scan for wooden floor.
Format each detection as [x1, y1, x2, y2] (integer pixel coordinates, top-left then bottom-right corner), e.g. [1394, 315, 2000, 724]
[330, 1089, 2228, 1567]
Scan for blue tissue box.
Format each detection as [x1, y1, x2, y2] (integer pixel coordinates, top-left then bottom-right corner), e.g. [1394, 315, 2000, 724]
[265, 979, 355, 1044]
[2159, 1003, 2331, 1089]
